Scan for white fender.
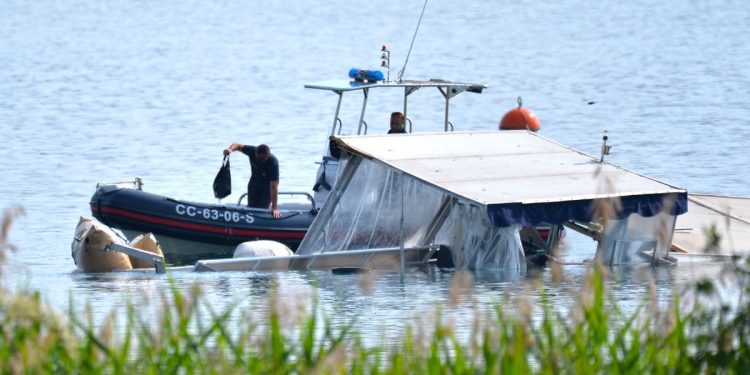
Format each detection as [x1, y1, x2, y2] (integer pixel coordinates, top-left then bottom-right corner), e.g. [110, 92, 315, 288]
[233, 240, 293, 258]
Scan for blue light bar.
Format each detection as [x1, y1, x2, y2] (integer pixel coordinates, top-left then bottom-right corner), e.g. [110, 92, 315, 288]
[348, 68, 384, 82]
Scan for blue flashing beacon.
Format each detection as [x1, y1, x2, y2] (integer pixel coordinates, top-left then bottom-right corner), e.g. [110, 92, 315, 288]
[348, 68, 384, 82]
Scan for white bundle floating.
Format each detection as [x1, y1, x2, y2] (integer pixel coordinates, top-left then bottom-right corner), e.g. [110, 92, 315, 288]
[233, 240, 293, 258]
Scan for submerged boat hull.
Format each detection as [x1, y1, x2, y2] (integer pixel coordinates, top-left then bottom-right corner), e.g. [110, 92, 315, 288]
[90, 186, 315, 264]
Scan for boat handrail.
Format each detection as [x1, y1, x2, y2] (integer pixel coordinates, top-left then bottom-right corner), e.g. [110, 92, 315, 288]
[279, 191, 316, 209]
[96, 177, 144, 191]
[447, 121, 454, 132]
[335, 117, 342, 135]
[406, 117, 413, 133]
[237, 191, 316, 212]
[361, 120, 368, 135]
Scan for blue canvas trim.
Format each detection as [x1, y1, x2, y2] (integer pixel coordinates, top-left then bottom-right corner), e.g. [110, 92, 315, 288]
[487, 192, 688, 227]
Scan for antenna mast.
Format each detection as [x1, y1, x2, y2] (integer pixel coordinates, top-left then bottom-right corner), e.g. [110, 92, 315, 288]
[397, 0, 429, 83]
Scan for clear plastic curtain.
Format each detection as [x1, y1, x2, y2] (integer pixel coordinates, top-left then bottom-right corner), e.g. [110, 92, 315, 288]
[596, 211, 676, 265]
[435, 203, 525, 271]
[298, 155, 527, 271]
[299, 158, 445, 254]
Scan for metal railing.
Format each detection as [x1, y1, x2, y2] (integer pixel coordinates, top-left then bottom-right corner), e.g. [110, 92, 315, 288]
[237, 191, 316, 212]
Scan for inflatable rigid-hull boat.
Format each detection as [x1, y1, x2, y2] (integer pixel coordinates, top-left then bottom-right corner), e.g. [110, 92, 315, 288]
[90, 185, 315, 264]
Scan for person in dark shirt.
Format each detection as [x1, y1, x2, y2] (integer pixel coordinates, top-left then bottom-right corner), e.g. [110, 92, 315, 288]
[388, 112, 407, 134]
[223, 143, 281, 219]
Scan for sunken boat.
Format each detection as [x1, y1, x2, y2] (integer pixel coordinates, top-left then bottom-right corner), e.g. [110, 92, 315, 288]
[194, 131, 688, 273]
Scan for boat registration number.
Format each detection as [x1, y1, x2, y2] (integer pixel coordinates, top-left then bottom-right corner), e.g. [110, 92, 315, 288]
[175, 204, 255, 224]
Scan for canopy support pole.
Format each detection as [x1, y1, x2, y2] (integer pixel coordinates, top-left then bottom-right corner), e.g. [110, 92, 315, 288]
[437, 86, 451, 131]
[356, 88, 369, 135]
[403, 87, 409, 130]
[400, 172, 405, 283]
[330, 91, 343, 136]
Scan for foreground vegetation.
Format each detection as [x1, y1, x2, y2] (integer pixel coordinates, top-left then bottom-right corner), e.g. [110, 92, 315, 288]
[2, 207, 749, 373]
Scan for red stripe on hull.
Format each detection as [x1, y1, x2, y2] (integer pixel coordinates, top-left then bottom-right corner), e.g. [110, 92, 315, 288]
[96, 206, 306, 239]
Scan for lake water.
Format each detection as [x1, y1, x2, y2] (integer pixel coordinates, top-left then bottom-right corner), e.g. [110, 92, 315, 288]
[1, 0, 748, 341]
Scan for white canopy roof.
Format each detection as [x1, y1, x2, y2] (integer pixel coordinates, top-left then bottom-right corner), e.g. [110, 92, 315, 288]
[304, 79, 486, 93]
[333, 131, 686, 206]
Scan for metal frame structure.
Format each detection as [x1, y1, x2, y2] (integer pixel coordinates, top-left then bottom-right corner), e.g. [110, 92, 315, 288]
[105, 243, 166, 273]
[193, 245, 440, 272]
[304, 79, 486, 136]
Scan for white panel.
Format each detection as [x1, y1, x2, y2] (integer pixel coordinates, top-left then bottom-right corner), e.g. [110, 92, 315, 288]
[336, 131, 685, 206]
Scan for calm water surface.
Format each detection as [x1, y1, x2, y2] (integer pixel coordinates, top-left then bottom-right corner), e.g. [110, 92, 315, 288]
[1, 0, 748, 340]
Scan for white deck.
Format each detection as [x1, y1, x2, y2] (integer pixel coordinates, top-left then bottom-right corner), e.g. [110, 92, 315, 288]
[673, 194, 750, 254]
[333, 131, 686, 206]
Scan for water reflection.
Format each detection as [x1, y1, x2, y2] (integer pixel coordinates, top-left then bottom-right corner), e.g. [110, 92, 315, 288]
[50, 255, 737, 349]
[69, 270, 167, 292]
[471, 267, 526, 285]
[245, 274, 277, 297]
[62, 261, 726, 319]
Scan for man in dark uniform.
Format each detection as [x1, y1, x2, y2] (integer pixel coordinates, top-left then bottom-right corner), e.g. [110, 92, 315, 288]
[223, 143, 281, 219]
[388, 112, 407, 134]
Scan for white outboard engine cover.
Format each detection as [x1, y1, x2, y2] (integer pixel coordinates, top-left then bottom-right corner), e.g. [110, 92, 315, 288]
[233, 240, 293, 258]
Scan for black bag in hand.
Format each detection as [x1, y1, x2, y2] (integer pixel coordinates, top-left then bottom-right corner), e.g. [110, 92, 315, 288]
[213, 156, 232, 199]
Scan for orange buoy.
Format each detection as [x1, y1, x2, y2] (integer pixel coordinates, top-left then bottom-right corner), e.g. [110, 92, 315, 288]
[499, 97, 540, 132]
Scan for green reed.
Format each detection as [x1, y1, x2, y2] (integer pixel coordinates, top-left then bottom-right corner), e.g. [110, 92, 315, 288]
[2, 207, 750, 374]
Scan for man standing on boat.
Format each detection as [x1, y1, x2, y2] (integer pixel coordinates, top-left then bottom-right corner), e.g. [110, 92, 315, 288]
[223, 143, 281, 219]
[388, 112, 407, 134]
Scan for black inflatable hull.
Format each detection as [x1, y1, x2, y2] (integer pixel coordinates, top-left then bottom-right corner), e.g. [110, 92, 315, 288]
[90, 187, 315, 264]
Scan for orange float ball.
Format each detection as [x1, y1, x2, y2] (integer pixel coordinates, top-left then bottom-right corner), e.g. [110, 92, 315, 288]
[499, 107, 540, 132]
